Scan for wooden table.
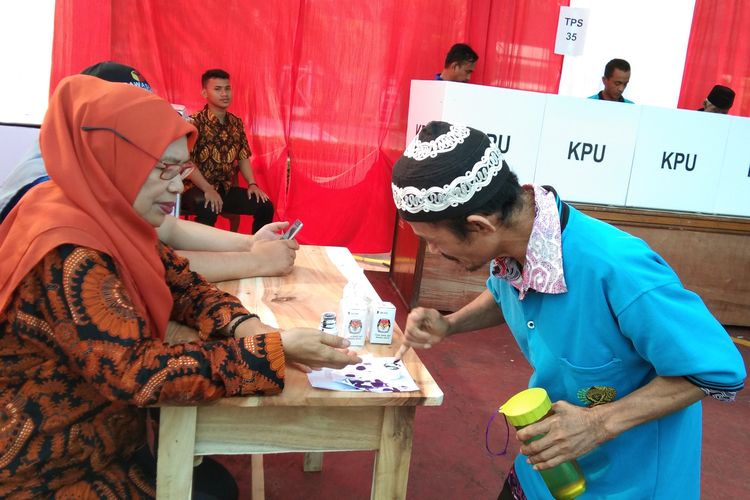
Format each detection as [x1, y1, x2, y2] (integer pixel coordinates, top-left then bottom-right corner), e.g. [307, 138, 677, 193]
[156, 246, 443, 499]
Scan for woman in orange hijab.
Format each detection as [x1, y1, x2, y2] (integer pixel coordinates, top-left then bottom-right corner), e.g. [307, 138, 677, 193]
[0, 75, 359, 498]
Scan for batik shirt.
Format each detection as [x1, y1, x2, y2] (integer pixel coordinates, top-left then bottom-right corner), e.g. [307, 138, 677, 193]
[0, 242, 284, 499]
[188, 105, 251, 193]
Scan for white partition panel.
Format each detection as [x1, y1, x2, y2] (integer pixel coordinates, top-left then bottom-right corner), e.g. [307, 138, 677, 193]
[627, 107, 731, 213]
[0, 125, 40, 184]
[440, 84, 547, 184]
[714, 117, 750, 216]
[534, 96, 640, 205]
[405, 81, 447, 145]
[405, 80, 750, 218]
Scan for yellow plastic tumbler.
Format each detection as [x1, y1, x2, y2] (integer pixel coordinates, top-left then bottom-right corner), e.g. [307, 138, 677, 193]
[500, 388, 586, 500]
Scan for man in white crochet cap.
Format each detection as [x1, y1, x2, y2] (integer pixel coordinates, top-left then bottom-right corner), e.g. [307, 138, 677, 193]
[391, 121, 745, 500]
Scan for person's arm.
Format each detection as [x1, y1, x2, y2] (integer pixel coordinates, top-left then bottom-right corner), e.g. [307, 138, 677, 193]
[401, 289, 504, 350]
[156, 215, 253, 251]
[157, 217, 291, 252]
[233, 322, 361, 370]
[518, 376, 704, 470]
[26, 245, 285, 404]
[161, 241, 258, 338]
[177, 239, 299, 281]
[238, 157, 269, 203]
[445, 288, 506, 333]
[168, 239, 359, 370]
[156, 218, 298, 280]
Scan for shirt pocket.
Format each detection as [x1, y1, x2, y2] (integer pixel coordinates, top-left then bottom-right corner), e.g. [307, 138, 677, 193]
[557, 357, 624, 407]
[555, 357, 629, 489]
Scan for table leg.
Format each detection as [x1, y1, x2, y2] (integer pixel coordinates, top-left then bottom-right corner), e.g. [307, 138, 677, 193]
[156, 406, 197, 499]
[303, 452, 324, 472]
[371, 406, 416, 500]
[251, 454, 265, 500]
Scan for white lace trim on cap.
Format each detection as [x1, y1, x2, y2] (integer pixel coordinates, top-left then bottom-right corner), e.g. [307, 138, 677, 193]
[404, 124, 471, 160]
[392, 144, 504, 214]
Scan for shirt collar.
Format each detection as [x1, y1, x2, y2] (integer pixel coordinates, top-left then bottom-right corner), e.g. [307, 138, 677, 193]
[491, 185, 568, 299]
[202, 105, 227, 125]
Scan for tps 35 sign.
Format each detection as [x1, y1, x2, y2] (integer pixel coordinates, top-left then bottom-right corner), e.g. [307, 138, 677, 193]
[555, 7, 590, 56]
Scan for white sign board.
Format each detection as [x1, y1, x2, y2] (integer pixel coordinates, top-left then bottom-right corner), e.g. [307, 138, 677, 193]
[405, 80, 447, 147]
[713, 116, 750, 216]
[534, 96, 640, 205]
[627, 106, 731, 213]
[441, 84, 547, 183]
[555, 6, 590, 56]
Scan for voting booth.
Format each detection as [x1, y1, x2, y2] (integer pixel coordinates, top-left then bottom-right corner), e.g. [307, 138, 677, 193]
[391, 81, 750, 326]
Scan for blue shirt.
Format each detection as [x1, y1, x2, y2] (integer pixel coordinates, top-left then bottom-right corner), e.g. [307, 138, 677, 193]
[487, 203, 745, 499]
[588, 91, 634, 104]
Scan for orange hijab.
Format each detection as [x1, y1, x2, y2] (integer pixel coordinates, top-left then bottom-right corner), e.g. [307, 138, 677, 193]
[0, 75, 196, 339]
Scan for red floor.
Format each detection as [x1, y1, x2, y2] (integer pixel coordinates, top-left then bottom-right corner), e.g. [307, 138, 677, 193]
[216, 271, 750, 499]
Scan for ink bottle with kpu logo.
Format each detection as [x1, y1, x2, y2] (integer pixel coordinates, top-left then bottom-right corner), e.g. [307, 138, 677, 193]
[500, 388, 586, 500]
[338, 281, 370, 347]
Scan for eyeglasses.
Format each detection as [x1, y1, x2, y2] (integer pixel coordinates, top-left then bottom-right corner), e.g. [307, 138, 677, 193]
[81, 126, 195, 180]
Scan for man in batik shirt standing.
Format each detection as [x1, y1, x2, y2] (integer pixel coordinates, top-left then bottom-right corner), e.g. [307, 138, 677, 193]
[183, 68, 274, 233]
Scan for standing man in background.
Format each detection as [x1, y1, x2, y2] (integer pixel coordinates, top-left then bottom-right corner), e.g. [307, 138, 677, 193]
[182, 69, 274, 233]
[589, 58, 633, 103]
[698, 84, 735, 114]
[437, 43, 479, 83]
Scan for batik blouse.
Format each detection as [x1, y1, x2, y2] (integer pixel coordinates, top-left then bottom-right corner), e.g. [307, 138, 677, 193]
[0, 242, 285, 498]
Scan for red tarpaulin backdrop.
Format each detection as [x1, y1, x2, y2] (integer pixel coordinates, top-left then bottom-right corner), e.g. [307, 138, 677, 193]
[50, 0, 567, 252]
[678, 0, 750, 116]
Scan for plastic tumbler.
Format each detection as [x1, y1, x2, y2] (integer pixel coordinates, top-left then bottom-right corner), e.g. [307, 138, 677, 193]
[500, 388, 586, 500]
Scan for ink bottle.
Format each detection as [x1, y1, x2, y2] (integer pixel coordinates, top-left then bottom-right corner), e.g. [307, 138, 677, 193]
[320, 312, 338, 335]
[500, 388, 586, 500]
[338, 280, 370, 346]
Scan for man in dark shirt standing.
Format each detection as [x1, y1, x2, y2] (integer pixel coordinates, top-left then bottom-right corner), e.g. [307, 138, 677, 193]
[589, 58, 634, 103]
[436, 43, 479, 83]
[182, 69, 274, 233]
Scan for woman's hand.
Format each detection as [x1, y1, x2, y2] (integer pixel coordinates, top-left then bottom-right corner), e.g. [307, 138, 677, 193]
[281, 328, 361, 370]
[253, 221, 288, 242]
[250, 239, 298, 276]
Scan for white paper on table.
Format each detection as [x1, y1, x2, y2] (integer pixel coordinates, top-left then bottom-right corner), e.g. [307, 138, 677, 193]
[307, 354, 419, 393]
